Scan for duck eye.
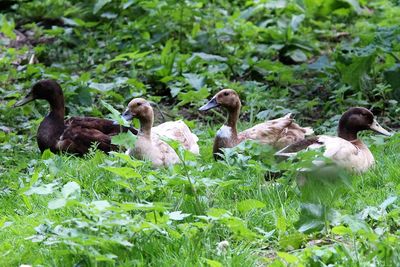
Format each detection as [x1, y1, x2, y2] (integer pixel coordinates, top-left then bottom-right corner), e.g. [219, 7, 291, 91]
[224, 92, 229, 96]
[137, 103, 142, 106]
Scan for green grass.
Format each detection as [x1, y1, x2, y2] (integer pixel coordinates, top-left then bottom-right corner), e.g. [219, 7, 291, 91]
[0, 123, 399, 266]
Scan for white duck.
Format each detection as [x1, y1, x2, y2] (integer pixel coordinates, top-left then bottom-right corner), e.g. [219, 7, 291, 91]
[199, 89, 313, 159]
[122, 98, 198, 167]
[275, 107, 392, 173]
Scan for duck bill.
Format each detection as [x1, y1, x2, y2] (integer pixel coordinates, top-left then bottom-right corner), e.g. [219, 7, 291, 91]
[121, 110, 134, 122]
[13, 93, 35, 107]
[369, 119, 392, 136]
[199, 97, 219, 111]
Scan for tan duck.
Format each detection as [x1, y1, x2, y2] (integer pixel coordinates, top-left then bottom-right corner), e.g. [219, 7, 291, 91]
[275, 107, 392, 173]
[122, 98, 199, 167]
[199, 89, 313, 159]
[13, 80, 137, 155]
[152, 121, 199, 155]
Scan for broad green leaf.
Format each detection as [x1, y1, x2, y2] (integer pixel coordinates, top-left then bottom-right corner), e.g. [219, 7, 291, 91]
[222, 217, 259, 239]
[93, 0, 112, 14]
[100, 100, 130, 126]
[337, 54, 376, 90]
[102, 166, 141, 179]
[207, 208, 230, 219]
[41, 149, 55, 160]
[48, 198, 67, 210]
[204, 259, 223, 267]
[100, 100, 120, 117]
[279, 232, 305, 250]
[61, 181, 81, 198]
[167, 211, 191, 221]
[264, 0, 286, 9]
[91, 200, 111, 211]
[183, 73, 205, 90]
[268, 259, 286, 267]
[287, 49, 307, 63]
[101, 12, 118, 19]
[111, 131, 137, 148]
[380, 196, 397, 210]
[308, 55, 330, 70]
[295, 203, 340, 234]
[123, 0, 135, 9]
[178, 87, 209, 106]
[237, 199, 266, 212]
[277, 252, 298, 263]
[188, 52, 227, 63]
[24, 183, 57, 196]
[89, 82, 114, 92]
[343, 213, 373, 233]
[75, 87, 92, 106]
[290, 14, 305, 32]
[331, 225, 352, 235]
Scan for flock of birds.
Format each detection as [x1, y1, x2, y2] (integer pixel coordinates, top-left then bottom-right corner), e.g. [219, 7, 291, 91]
[14, 79, 393, 173]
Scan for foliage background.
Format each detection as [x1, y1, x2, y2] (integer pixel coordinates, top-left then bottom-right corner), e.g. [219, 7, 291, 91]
[0, 0, 400, 266]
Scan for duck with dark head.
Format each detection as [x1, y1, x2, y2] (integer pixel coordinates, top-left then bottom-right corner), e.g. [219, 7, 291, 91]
[14, 80, 138, 155]
[275, 107, 392, 173]
[199, 89, 313, 159]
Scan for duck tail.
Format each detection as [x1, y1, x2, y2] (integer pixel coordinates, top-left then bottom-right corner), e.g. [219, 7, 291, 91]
[284, 112, 292, 118]
[303, 127, 314, 136]
[282, 113, 314, 136]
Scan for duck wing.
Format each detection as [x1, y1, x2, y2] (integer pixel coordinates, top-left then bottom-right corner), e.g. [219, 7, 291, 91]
[56, 117, 137, 155]
[317, 136, 373, 172]
[65, 117, 138, 135]
[275, 136, 322, 158]
[239, 113, 313, 148]
[149, 135, 180, 167]
[56, 125, 115, 155]
[152, 120, 199, 155]
[275, 135, 372, 172]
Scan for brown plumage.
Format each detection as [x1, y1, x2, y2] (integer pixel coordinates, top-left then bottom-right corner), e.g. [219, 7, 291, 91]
[199, 89, 313, 159]
[14, 80, 138, 155]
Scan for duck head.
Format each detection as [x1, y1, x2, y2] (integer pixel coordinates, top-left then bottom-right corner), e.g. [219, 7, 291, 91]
[338, 107, 392, 140]
[122, 98, 154, 122]
[14, 80, 64, 107]
[199, 89, 241, 112]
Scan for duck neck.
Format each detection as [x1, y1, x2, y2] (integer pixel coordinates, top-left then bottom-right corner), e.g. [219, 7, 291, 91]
[48, 95, 65, 121]
[226, 105, 240, 137]
[338, 122, 358, 141]
[139, 116, 153, 139]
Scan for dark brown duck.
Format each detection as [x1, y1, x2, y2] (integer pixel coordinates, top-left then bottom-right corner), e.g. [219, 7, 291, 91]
[14, 80, 138, 155]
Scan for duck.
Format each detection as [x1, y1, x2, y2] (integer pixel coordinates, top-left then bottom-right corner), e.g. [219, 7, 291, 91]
[199, 89, 313, 159]
[275, 107, 392, 173]
[152, 121, 200, 155]
[121, 98, 199, 167]
[13, 79, 138, 155]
